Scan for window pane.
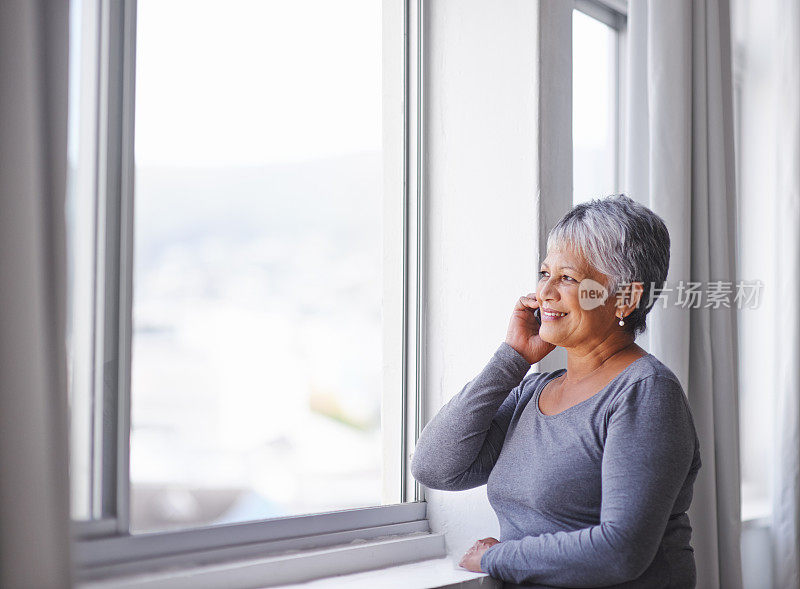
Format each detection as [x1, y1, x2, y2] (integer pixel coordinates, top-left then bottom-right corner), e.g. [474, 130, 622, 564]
[131, 0, 387, 533]
[573, 10, 617, 205]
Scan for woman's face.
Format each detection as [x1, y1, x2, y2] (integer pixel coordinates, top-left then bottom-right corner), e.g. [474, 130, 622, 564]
[535, 246, 621, 349]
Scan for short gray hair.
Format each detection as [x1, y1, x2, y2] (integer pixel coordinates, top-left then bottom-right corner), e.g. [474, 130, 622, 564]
[546, 194, 670, 337]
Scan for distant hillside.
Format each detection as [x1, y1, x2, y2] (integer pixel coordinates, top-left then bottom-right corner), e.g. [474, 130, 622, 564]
[133, 151, 382, 268]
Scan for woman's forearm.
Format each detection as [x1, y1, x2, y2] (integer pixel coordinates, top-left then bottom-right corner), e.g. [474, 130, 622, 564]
[410, 342, 532, 491]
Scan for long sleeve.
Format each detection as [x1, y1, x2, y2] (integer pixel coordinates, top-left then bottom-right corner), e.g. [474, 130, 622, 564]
[480, 375, 698, 587]
[410, 341, 533, 491]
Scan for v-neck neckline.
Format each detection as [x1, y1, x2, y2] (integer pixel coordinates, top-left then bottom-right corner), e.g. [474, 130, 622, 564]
[535, 353, 652, 418]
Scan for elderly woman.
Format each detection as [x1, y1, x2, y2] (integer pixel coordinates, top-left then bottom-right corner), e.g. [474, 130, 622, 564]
[411, 195, 701, 588]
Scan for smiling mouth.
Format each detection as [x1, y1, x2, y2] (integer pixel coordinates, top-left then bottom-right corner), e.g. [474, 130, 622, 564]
[542, 310, 568, 319]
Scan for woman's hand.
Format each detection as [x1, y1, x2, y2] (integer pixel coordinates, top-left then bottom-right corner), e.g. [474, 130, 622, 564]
[459, 537, 500, 572]
[505, 293, 556, 364]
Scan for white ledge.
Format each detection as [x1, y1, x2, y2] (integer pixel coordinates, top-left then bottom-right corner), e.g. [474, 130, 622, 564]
[272, 556, 500, 589]
[79, 532, 452, 589]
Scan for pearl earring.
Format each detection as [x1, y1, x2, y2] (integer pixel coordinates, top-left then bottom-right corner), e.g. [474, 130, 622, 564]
[618, 315, 625, 327]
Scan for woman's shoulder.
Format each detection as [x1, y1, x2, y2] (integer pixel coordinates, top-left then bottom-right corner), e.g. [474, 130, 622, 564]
[604, 354, 700, 466]
[606, 353, 692, 418]
[628, 352, 683, 388]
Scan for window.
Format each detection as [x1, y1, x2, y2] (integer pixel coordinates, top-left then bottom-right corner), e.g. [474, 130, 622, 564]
[572, 1, 626, 205]
[130, 0, 387, 533]
[730, 0, 772, 524]
[67, 0, 431, 582]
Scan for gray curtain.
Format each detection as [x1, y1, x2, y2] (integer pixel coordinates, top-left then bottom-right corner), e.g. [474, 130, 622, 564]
[624, 1, 743, 588]
[0, 1, 72, 587]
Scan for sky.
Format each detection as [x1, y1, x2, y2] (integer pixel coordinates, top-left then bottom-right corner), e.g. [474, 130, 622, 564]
[573, 9, 614, 150]
[134, 0, 382, 166]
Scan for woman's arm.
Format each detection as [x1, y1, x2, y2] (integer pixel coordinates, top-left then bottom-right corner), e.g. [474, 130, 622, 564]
[410, 341, 534, 491]
[480, 375, 700, 587]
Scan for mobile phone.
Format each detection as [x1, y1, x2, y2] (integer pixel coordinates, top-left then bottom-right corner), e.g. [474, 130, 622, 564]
[533, 307, 541, 325]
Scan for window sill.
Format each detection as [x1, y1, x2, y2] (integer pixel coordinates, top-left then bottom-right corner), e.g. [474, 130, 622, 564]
[77, 532, 483, 589]
[270, 557, 499, 589]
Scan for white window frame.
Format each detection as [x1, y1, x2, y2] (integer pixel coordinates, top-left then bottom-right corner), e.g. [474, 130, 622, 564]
[71, 0, 440, 585]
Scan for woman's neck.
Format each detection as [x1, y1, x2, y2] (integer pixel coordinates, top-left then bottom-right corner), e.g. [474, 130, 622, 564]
[562, 337, 645, 383]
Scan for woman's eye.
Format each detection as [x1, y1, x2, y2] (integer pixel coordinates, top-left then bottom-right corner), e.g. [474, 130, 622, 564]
[539, 270, 575, 283]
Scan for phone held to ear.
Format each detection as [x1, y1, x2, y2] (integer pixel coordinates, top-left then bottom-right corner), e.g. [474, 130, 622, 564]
[534, 307, 541, 325]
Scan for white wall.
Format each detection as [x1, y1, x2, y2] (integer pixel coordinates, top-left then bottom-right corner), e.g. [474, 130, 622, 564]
[421, 0, 541, 558]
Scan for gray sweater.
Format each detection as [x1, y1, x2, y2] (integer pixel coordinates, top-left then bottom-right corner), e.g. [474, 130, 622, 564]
[411, 342, 701, 588]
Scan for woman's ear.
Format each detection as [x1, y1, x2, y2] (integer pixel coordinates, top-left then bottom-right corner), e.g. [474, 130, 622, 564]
[615, 282, 644, 316]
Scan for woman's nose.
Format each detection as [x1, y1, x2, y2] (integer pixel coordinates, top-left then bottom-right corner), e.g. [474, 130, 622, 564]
[538, 276, 558, 301]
